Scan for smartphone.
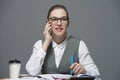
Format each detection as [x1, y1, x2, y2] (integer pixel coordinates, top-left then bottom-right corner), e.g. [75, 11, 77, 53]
[48, 21, 52, 36]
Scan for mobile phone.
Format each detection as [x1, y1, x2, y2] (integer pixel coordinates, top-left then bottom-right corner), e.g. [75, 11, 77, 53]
[49, 28, 52, 35]
[48, 22, 52, 36]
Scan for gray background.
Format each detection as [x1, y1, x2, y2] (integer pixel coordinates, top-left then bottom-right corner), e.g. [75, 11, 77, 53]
[0, 0, 120, 80]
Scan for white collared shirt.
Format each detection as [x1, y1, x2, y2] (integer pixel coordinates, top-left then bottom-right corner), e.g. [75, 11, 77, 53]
[26, 35, 100, 78]
[52, 37, 67, 68]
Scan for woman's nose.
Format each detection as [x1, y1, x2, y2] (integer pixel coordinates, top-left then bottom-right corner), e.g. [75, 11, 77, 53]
[57, 19, 62, 24]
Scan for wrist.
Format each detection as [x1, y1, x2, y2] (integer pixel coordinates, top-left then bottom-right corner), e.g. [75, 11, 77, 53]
[42, 40, 51, 52]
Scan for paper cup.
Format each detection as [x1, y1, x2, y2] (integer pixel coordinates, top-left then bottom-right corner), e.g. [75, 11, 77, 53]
[8, 59, 21, 78]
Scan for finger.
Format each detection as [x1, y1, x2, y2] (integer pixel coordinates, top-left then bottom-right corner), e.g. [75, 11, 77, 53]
[72, 64, 80, 73]
[45, 22, 51, 30]
[78, 67, 84, 74]
[69, 62, 77, 69]
[80, 67, 86, 74]
[47, 26, 52, 33]
[44, 24, 51, 34]
[43, 24, 51, 35]
[74, 65, 81, 74]
[77, 66, 86, 74]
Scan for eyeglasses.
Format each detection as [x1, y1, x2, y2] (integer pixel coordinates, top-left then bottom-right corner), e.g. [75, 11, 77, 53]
[49, 17, 69, 24]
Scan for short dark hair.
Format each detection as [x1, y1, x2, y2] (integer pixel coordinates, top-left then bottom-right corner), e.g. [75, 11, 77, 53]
[47, 4, 69, 21]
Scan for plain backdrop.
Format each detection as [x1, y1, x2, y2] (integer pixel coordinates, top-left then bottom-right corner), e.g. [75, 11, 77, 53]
[0, 0, 120, 80]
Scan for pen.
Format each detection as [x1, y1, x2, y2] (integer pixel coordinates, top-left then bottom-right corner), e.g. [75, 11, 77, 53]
[70, 55, 74, 75]
[33, 75, 42, 78]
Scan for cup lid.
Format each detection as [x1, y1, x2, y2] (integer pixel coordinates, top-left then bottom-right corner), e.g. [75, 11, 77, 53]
[8, 59, 21, 63]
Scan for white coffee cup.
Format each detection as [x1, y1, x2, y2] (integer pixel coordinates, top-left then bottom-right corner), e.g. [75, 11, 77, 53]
[8, 59, 21, 78]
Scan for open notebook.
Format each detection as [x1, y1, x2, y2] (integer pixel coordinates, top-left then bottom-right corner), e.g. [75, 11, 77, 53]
[39, 74, 95, 80]
[20, 74, 96, 80]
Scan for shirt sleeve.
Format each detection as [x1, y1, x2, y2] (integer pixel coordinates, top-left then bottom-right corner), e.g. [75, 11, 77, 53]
[78, 40, 100, 77]
[26, 40, 46, 75]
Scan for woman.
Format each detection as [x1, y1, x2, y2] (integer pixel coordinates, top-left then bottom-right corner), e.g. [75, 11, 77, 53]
[26, 4, 100, 78]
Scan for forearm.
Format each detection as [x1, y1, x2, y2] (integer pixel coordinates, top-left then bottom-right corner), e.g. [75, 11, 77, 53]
[42, 40, 51, 52]
[26, 57, 41, 75]
[78, 40, 100, 76]
[83, 63, 100, 76]
[26, 40, 46, 75]
[26, 48, 46, 75]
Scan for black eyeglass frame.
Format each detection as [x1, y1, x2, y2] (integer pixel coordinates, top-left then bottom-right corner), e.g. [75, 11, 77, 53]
[48, 16, 69, 24]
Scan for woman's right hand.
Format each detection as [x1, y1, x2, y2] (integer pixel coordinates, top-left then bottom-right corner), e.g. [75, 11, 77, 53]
[42, 22, 52, 52]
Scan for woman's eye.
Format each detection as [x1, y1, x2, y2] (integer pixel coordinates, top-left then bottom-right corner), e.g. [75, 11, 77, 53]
[52, 18, 57, 21]
[62, 18, 67, 21]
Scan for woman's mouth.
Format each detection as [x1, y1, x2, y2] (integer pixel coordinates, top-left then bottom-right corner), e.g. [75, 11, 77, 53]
[55, 27, 63, 32]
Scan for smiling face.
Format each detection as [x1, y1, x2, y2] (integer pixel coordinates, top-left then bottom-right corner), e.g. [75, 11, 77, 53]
[49, 8, 69, 37]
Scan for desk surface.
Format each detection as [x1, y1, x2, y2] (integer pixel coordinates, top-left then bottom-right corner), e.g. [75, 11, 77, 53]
[0, 74, 70, 80]
[0, 74, 31, 80]
[0, 74, 97, 80]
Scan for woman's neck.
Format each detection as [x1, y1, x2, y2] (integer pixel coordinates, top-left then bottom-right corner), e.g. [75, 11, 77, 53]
[52, 33, 66, 44]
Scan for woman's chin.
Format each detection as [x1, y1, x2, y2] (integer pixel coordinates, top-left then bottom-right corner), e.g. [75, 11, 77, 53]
[53, 33, 64, 37]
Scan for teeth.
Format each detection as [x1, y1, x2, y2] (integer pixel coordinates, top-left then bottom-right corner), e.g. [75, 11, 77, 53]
[56, 28, 63, 32]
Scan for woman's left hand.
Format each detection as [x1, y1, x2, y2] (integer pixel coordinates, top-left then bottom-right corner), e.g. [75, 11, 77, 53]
[69, 62, 86, 75]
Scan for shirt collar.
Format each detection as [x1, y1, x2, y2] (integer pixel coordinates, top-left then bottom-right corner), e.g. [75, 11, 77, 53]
[52, 34, 70, 49]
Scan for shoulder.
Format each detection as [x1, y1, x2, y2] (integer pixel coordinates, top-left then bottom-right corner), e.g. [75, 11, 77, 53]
[79, 40, 89, 53]
[80, 40, 86, 45]
[67, 35, 81, 48]
[33, 40, 42, 48]
[68, 35, 87, 44]
[67, 35, 82, 45]
[68, 35, 89, 52]
[79, 40, 88, 47]
[68, 35, 80, 42]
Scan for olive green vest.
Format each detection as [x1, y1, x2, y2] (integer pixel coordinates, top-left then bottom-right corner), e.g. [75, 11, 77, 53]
[42, 36, 80, 74]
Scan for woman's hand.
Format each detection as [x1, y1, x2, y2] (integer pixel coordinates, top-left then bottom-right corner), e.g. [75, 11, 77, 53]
[42, 22, 52, 52]
[43, 22, 52, 42]
[69, 62, 86, 75]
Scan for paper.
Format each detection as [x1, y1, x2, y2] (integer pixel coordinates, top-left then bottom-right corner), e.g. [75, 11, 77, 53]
[38, 74, 54, 80]
[6, 77, 41, 80]
[39, 74, 72, 80]
[18, 74, 97, 80]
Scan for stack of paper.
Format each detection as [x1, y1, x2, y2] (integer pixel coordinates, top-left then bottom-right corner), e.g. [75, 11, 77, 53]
[39, 74, 72, 80]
